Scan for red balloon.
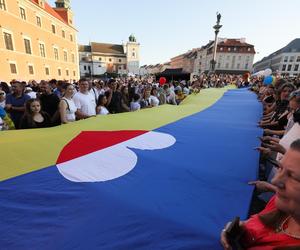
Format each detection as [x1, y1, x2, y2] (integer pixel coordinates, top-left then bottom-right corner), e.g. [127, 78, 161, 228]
[159, 77, 167, 86]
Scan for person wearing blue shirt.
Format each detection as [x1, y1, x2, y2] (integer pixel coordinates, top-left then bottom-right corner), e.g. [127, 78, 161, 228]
[5, 81, 30, 129]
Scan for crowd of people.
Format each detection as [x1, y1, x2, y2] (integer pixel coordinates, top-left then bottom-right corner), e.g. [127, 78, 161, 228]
[221, 76, 300, 249]
[2, 72, 300, 248]
[0, 77, 188, 130]
[0, 74, 245, 131]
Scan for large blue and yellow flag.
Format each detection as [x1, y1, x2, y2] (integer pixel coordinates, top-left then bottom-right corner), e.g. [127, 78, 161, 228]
[0, 88, 261, 249]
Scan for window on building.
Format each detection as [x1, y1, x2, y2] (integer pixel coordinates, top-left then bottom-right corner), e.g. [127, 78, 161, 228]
[70, 34, 73, 42]
[289, 56, 295, 62]
[226, 55, 230, 60]
[36, 16, 41, 27]
[84, 65, 87, 70]
[66, 69, 69, 76]
[287, 65, 292, 71]
[237, 63, 240, 69]
[132, 52, 135, 57]
[119, 59, 122, 63]
[297, 56, 300, 62]
[99, 57, 102, 61]
[28, 65, 34, 75]
[10, 63, 17, 74]
[247, 47, 251, 52]
[118, 66, 122, 70]
[88, 66, 91, 71]
[217, 62, 221, 68]
[54, 47, 59, 60]
[62, 30, 65, 38]
[220, 47, 223, 51]
[39, 43, 46, 57]
[282, 64, 286, 71]
[73, 70, 76, 77]
[64, 51, 68, 62]
[233, 47, 237, 51]
[4, 32, 13, 50]
[0, 0, 6, 10]
[20, 7, 26, 20]
[24, 38, 31, 54]
[45, 67, 50, 75]
[238, 56, 241, 60]
[71, 54, 75, 63]
[294, 64, 299, 71]
[225, 63, 229, 69]
[245, 63, 249, 69]
[52, 24, 56, 34]
[284, 56, 288, 62]
[109, 58, 112, 62]
[228, 47, 231, 52]
[58, 68, 61, 76]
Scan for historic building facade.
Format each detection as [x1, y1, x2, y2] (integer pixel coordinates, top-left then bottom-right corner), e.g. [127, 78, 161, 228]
[0, 0, 79, 82]
[193, 38, 255, 75]
[253, 39, 300, 76]
[79, 35, 140, 78]
[140, 38, 255, 78]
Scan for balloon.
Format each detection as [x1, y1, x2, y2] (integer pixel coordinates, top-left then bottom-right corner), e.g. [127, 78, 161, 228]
[159, 77, 167, 86]
[263, 68, 272, 76]
[243, 72, 250, 80]
[263, 75, 273, 85]
[257, 70, 265, 76]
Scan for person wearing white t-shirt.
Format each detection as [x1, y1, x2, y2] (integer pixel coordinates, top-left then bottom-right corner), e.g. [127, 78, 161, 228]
[73, 79, 96, 119]
[24, 87, 37, 99]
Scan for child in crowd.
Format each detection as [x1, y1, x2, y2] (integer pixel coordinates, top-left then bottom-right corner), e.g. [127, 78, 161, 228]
[20, 99, 52, 129]
[130, 93, 141, 111]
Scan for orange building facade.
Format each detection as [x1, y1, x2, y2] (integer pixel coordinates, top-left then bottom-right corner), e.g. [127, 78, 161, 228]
[0, 0, 79, 83]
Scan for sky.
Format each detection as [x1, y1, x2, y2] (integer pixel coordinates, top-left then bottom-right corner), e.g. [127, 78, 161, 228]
[49, 0, 300, 65]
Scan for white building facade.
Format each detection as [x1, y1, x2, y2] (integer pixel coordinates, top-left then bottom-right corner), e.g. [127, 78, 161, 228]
[193, 38, 255, 75]
[253, 39, 300, 76]
[79, 34, 140, 78]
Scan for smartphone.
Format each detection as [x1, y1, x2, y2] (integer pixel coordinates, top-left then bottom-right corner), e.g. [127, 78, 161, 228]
[225, 217, 244, 250]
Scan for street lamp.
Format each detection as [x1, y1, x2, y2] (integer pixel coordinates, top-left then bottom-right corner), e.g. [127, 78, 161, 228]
[209, 12, 222, 74]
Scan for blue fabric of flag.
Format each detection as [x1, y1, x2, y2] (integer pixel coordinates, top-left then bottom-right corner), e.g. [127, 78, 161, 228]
[0, 89, 262, 250]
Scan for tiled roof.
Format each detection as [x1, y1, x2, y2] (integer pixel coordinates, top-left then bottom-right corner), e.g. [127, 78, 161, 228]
[30, 0, 69, 26]
[90, 43, 124, 55]
[218, 39, 254, 47]
[217, 39, 255, 54]
[78, 45, 91, 53]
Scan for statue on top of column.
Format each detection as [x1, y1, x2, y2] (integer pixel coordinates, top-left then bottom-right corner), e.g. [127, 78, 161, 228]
[216, 12, 221, 25]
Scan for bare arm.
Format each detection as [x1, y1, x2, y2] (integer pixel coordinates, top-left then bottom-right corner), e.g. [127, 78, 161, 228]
[75, 110, 90, 120]
[59, 100, 68, 124]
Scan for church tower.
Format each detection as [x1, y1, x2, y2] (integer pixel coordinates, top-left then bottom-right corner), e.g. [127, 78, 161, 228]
[54, 0, 74, 26]
[126, 34, 140, 75]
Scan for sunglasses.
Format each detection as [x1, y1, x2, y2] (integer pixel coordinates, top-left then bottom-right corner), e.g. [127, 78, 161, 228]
[289, 91, 300, 99]
[0, 93, 5, 95]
